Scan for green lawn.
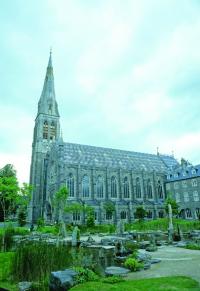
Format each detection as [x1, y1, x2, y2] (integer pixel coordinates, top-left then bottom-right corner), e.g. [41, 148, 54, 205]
[71, 276, 200, 291]
[125, 218, 200, 232]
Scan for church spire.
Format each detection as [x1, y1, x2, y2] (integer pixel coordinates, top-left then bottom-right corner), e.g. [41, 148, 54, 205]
[37, 51, 59, 117]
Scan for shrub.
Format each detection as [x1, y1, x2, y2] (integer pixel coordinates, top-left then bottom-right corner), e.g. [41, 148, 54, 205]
[102, 275, 125, 284]
[12, 242, 72, 282]
[186, 244, 200, 250]
[73, 267, 99, 284]
[124, 257, 144, 272]
[4, 224, 15, 251]
[36, 217, 45, 229]
[124, 241, 139, 253]
[18, 209, 26, 226]
[86, 215, 95, 228]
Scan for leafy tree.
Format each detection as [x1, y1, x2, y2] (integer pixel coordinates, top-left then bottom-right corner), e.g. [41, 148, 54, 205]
[53, 186, 69, 237]
[86, 206, 95, 228]
[0, 164, 16, 178]
[0, 176, 19, 222]
[0, 164, 19, 222]
[103, 201, 115, 214]
[17, 183, 32, 226]
[135, 206, 146, 221]
[18, 210, 26, 227]
[165, 195, 179, 216]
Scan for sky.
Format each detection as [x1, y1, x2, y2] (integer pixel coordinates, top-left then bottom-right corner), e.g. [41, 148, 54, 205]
[1, 0, 200, 184]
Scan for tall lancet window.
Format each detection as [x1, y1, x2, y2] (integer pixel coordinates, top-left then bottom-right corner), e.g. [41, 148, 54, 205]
[43, 121, 48, 139]
[111, 176, 117, 198]
[67, 173, 74, 198]
[50, 122, 56, 140]
[123, 177, 130, 198]
[147, 179, 153, 199]
[96, 176, 104, 198]
[82, 175, 90, 198]
[157, 180, 163, 199]
[136, 177, 141, 198]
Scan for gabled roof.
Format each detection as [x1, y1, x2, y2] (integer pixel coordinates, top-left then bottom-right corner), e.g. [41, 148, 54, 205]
[52, 141, 178, 172]
[166, 164, 200, 182]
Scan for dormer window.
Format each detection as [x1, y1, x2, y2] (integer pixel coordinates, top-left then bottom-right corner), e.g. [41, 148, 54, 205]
[192, 169, 197, 175]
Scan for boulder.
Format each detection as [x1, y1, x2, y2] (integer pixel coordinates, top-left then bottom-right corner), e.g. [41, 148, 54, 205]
[49, 269, 77, 291]
[176, 241, 187, 248]
[105, 266, 130, 276]
[136, 251, 151, 263]
[144, 262, 151, 270]
[18, 281, 32, 291]
[146, 245, 158, 252]
[150, 258, 161, 264]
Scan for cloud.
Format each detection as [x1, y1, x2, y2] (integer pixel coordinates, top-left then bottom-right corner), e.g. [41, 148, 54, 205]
[1, 0, 200, 183]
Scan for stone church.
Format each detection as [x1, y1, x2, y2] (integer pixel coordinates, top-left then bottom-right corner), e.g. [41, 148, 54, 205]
[29, 53, 178, 224]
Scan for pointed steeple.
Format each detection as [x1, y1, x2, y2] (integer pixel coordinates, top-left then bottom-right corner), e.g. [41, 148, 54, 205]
[37, 51, 59, 117]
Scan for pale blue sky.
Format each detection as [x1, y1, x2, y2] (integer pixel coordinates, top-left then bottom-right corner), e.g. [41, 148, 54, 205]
[1, 0, 200, 183]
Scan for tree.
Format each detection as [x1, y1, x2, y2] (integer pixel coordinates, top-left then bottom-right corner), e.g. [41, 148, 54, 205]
[165, 195, 179, 217]
[135, 206, 146, 221]
[53, 186, 69, 237]
[103, 201, 115, 214]
[85, 206, 95, 228]
[0, 164, 18, 222]
[0, 176, 19, 222]
[17, 183, 32, 226]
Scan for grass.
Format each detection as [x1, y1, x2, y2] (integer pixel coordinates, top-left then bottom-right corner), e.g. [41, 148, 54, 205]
[186, 244, 200, 250]
[71, 276, 200, 291]
[125, 218, 200, 232]
[0, 252, 18, 291]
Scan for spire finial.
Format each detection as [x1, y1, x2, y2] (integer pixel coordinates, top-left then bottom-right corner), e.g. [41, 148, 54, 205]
[48, 48, 53, 68]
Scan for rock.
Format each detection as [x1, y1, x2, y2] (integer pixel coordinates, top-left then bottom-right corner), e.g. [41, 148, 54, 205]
[105, 266, 130, 276]
[150, 258, 161, 264]
[101, 238, 114, 246]
[18, 281, 32, 291]
[144, 262, 151, 270]
[49, 269, 78, 291]
[176, 241, 187, 248]
[146, 245, 158, 252]
[139, 241, 151, 249]
[136, 251, 151, 263]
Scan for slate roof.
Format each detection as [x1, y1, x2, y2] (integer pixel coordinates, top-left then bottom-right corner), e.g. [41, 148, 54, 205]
[166, 164, 200, 182]
[54, 141, 178, 172]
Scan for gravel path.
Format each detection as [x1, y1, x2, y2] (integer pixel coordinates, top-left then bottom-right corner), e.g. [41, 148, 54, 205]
[127, 246, 200, 284]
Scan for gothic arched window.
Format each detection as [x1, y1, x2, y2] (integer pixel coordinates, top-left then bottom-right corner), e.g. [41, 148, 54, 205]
[73, 212, 80, 221]
[96, 175, 104, 198]
[147, 210, 153, 219]
[123, 177, 130, 198]
[136, 177, 141, 199]
[120, 211, 127, 219]
[157, 180, 163, 199]
[111, 176, 117, 198]
[82, 175, 90, 198]
[185, 208, 192, 218]
[147, 179, 153, 199]
[43, 121, 48, 139]
[50, 121, 56, 140]
[67, 173, 74, 197]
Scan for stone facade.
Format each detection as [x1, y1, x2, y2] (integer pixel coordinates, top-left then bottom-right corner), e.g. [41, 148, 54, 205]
[29, 53, 180, 224]
[165, 160, 200, 220]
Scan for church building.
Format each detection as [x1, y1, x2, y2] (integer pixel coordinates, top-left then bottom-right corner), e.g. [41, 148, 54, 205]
[29, 53, 179, 224]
